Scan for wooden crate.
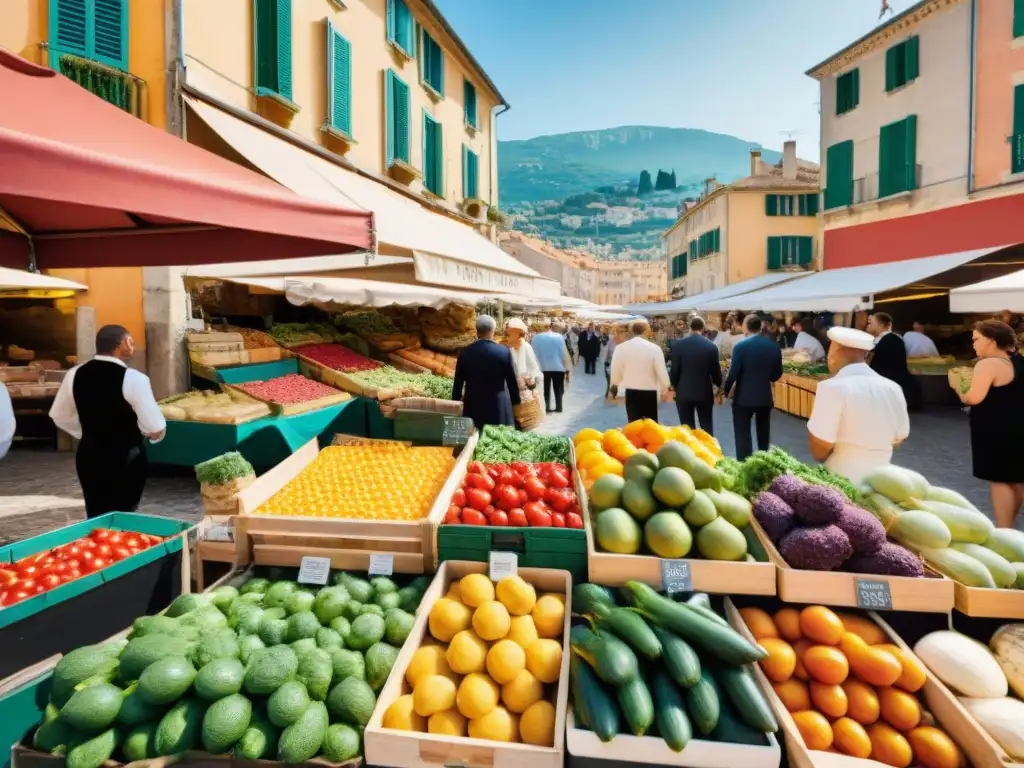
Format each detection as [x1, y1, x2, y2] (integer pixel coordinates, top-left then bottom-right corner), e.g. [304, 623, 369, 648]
[772, 381, 789, 414]
[235, 434, 476, 573]
[225, 382, 352, 417]
[750, 519, 954, 612]
[364, 561, 571, 768]
[953, 581, 1024, 619]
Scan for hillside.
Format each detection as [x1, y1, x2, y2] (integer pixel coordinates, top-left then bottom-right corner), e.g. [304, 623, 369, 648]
[498, 125, 782, 204]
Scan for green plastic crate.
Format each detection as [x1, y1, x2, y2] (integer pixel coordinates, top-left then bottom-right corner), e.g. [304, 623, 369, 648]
[437, 525, 587, 584]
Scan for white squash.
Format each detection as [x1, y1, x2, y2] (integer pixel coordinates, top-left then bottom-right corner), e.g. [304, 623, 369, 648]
[913, 630, 1008, 698]
[990, 624, 1024, 699]
[958, 696, 1024, 759]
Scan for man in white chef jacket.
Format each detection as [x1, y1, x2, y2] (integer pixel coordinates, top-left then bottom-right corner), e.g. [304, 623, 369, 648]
[50, 326, 166, 517]
[806, 327, 910, 485]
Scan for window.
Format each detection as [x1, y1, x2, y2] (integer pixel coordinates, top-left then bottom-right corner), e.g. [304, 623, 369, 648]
[464, 80, 478, 129]
[325, 21, 352, 136]
[386, 0, 414, 56]
[688, 228, 720, 260]
[798, 193, 819, 216]
[385, 70, 411, 165]
[462, 146, 479, 199]
[767, 236, 813, 269]
[1015, 0, 1024, 38]
[878, 115, 918, 198]
[1013, 85, 1024, 174]
[836, 68, 860, 115]
[824, 140, 854, 209]
[423, 112, 443, 196]
[765, 195, 793, 216]
[49, 0, 129, 70]
[420, 29, 444, 96]
[254, 0, 292, 101]
[885, 36, 919, 92]
[670, 254, 688, 280]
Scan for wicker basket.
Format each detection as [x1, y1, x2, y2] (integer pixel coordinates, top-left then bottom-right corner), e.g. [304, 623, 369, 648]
[517, 395, 543, 431]
[948, 366, 974, 395]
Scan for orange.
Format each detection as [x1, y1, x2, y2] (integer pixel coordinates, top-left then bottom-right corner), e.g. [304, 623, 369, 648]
[621, 420, 645, 439]
[573, 428, 603, 445]
[608, 440, 637, 462]
[602, 430, 629, 453]
[578, 450, 608, 472]
[574, 440, 603, 461]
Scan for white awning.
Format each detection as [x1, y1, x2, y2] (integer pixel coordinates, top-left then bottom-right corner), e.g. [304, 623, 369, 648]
[0, 267, 87, 291]
[185, 98, 560, 298]
[282, 276, 486, 309]
[184, 253, 409, 280]
[699, 247, 1007, 312]
[950, 268, 1024, 313]
[623, 272, 809, 315]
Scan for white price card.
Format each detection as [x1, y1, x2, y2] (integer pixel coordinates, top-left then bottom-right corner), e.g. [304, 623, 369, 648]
[489, 551, 518, 581]
[368, 553, 395, 576]
[298, 556, 331, 586]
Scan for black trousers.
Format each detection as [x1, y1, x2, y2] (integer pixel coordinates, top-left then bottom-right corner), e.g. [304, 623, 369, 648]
[676, 399, 714, 436]
[732, 405, 772, 461]
[583, 355, 598, 374]
[76, 445, 148, 518]
[542, 371, 565, 412]
[625, 389, 660, 423]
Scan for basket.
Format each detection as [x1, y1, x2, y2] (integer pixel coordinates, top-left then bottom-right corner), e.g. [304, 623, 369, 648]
[378, 397, 463, 418]
[517, 395, 543, 431]
[948, 366, 973, 395]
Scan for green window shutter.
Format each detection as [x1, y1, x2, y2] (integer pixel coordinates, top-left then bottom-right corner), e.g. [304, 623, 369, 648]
[1016, 0, 1024, 37]
[905, 35, 920, 82]
[1013, 85, 1024, 173]
[50, 0, 88, 56]
[765, 194, 779, 216]
[798, 194, 807, 216]
[93, 0, 128, 69]
[463, 147, 478, 199]
[420, 30, 443, 94]
[797, 237, 813, 266]
[836, 68, 860, 115]
[50, 0, 129, 70]
[904, 114, 918, 191]
[386, 0, 396, 43]
[824, 140, 854, 209]
[851, 68, 860, 109]
[880, 117, 915, 197]
[393, 75, 410, 163]
[885, 45, 898, 92]
[385, 70, 396, 166]
[767, 237, 782, 270]
[464, 80, 477, 128]
[253, 0, 290, 99]
[422, 112, 443, 195]
[276, 0, 292, 99]
[327, 24, 352, 136]
[714, 228, 720, 252]
[395, 0, 413, 54]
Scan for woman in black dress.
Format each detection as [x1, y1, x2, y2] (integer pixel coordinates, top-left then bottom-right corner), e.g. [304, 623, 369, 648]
[954, 320, 1024, 527]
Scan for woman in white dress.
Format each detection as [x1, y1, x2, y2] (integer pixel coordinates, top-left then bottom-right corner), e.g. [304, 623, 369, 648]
[504, 318, 542, 389]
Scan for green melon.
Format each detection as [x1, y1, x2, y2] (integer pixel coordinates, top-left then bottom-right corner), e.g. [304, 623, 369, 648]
[643, 512, 692, 558]
[595, 507, 642, 555]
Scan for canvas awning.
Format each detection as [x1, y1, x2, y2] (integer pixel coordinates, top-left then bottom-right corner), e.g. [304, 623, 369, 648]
[950, 268, 1024, 313]
[623, 272, 809, 315]
[0, 266, 87, 291]
[282, 276, 486, 309]
[184, 97, 560, 298]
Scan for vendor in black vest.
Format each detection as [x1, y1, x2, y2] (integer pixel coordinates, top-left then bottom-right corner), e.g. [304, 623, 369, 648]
[50, 325, 166, 517]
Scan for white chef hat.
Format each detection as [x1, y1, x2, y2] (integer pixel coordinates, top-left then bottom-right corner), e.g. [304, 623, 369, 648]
[827, 326, 875, 351]
[506, 318, 528, 333]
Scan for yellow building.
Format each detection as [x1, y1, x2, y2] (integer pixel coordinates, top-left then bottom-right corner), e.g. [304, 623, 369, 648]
[663, 142, 820, 299]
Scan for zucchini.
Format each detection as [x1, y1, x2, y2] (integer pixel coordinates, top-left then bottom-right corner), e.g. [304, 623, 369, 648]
[616, 676, 655, 736]
[685, 592, 711, 610]
[625, 581, 765, 665]
[683, 598, 731, 628]
[570, 626, 639, 687]
[651, 668, 692, 752]
[710, 687, 768, 747]
[590, 603, 662, 660]
[650, 625, 701, 688]
[685, 670, 720, 736]
[712, 665, 777, 733]
[570, 655, 619, 742]
[572, 584, 617, 616]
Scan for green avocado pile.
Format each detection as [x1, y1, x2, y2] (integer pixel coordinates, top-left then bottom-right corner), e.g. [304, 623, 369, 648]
[32, 571, 430, 768]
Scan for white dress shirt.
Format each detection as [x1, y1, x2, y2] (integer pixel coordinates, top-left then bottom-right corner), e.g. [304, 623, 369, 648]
[0, 383, 14, 460]
[807, 362, 910, 485]
[793, 331, 826, 362]
[903, 331, 939, 358]
[610, 336, 670, 393]
[507, 341, 542, 383]
[714, 332, 744, 359]
[50, 356, 167, 443]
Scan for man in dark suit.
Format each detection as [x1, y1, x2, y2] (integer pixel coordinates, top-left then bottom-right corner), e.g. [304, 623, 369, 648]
[867, 312, 920, 410]
[452, 315, 521, 431]
[578, 323, 602, 375]
[724, 314, 783, 460]
[669, 316, 722, 435]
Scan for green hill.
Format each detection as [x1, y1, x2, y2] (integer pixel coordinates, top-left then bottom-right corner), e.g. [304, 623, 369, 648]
[498, 125, 782, 204]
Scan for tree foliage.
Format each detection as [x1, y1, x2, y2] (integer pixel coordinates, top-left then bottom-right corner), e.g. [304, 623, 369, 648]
[637, 170, 654, 196]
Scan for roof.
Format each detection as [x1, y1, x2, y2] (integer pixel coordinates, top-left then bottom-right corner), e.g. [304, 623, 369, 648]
[419, 0, 508, 107]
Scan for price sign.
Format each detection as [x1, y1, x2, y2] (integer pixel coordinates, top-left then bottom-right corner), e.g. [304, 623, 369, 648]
[489, 551, 518, 581]
[442, 416, 473, 446]
[660, 560, 693, 594]
[855, 579, 893, 611]
[298, 556, 331, 586]
[368, 553, 395, 576]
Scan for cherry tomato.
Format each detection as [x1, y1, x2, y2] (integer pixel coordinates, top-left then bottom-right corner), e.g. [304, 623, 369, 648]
[495, 485, 520, 511]
[32, 584, 45, 594]
[64, 544, 83, 558]
[64, 559, 81, 571]
[451, 489, 467, 508]
[96, 544, 113, 558]
[91, 529, 112, 542]
[0, 571, 18, 588]
[465, 488, 491, 512]
[16, 578, 36, 591]
[17, 565, 38, 578]
[445, 505, 462, 524]
[508, 508, 528, 527]
[84, 557, 108, 573]
[79, 539, 97, 550]
[566, 513, 585, 529]
[468, 461, 486, 476]
[80, 551, 96, 563]
[511, 461, 532, 477]
[107, 533, 123, 545]
[551, 513, 566, 528]
[548, 468, 571, 489]
[124, 536, 142, 549]
[489, 510, 509, 527]
[5, 589, 31, 605]
[462, 509, 487, 526]
[39, 574, 61, 590]
[498, 469, 516, 486]
[112, 546, 133, 561]
[545, 487, 574, 513]
[524, 476, 547, 501]
[67, 570, 81, 581]
[524, 501, 552, 527]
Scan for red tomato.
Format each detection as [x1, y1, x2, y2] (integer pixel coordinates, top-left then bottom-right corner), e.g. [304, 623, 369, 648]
[96, 544, 113, 558]
[124, 536, 142, 549]
[524, 502, 552, 527]
[465, 473, 491, 491]
[112, 546, 133, 561]
[548, 468, 571, 489]
[79, 538, 97, 550]
[85, 557, 108, 573]
[566, 513, 585, 529]
[482, 505, 496, 519]
[445, 505, 462, 524]
[465, 488, 491, 512]
[486, 466, 501, 480]
[518, 489, 528, 505]
[468, 461, 486, 476]
[511, 461, 533, 477]
[64, 544, 83, 558]
[524, 476, 547, 501]
[551, 513, 566, 528]
[508, 508, 528, 527]
[495, 485, 520, 511]
[462, 509, 487, 526]
[498, 469, 516, 486]
[0, 571, 18, 588]
[67, 570, 81, 581]
[39, 574, 61, 590]
[545, 487, 574, 513]
[5, 589, 31, 605]
[107, 533, 124, 545]
[451, 488, 467, 508]
[32, 584, 45, 594]
[489, 510, 509, 527]
[64, 559, 81, 571]
[91, 529, 112, 542]
[80, 551, 96, 564]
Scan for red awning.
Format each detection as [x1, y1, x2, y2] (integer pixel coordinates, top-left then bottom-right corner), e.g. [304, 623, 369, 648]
[0, 49, 373, 269]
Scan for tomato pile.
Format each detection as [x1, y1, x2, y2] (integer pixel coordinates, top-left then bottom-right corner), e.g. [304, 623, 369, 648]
[0, 528, 166, 608]
[296, 343, 382, 373]
[444, 461, 584, 528]
[236, 374, 342, 405]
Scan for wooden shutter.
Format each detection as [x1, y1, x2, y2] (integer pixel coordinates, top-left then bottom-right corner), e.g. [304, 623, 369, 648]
[767, 237, 782, 270]
[903, 114, 918, 191]
[422, 114, 442, 195]
[386, 0, 396, 44]
[1014, 85, 1024, 173]
[385, 70, 396, 166]
[879, 120, 900, 198]
[797, 237, 813, 266]
[275, 0, 292, 99]
[824, 141, 854, 209]
[885, 45, 898, 92]
[50, 0, 88, 56]
[393, 75, 410, 163]
[50, 0, 128, 70]
[395, 0, 412, 53]
[905, 36, 920, 82]
[464, 80, 477, 127]
[850, 68, 860, 110]
[254, 0, 277, 93]
[93, 0, 128, 69]
[1016, 0, 1024, 38]
[765, 194, 779, 216]
[327, 24, 352, 136]
[713, 228, 720, 252]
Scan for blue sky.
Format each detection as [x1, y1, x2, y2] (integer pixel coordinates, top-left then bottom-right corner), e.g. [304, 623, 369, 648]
[433, 0, 916, 159]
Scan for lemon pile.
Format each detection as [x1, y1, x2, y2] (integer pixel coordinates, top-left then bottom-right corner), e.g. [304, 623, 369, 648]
[382, 574, 565, 746]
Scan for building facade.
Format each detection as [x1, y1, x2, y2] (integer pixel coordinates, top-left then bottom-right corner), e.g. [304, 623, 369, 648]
[499, 232, 597, 303]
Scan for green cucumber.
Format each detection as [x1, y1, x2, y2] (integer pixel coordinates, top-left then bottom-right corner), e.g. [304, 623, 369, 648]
[651, 668, 692, 752]
[569, 655, 619, 742]
[616, 676, 655, 736]
[685, 593, 711, 610]
[572, 584, 617, 616]
[710, 688, 769, 746]
[590, 603, 662, 660]
[713, 664, 777, 733]
[685, 670, 720, 736]
[569, 626, 639, 687]
[650, 625, 701, 688]
[683, 597, 731, 627]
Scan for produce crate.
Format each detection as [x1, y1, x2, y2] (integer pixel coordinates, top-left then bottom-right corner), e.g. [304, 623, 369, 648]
[392, 410, 474, 446]
[364, 560, 571, 768]
[952, 579, 1024, 619]
[0, 513, 194, 682]
[298, 356, 414, 401]
[226, 382, 353, 417]
[235, 434, 476, 573]
[771, 381, 789, 414]
[749, 518, 954, 612]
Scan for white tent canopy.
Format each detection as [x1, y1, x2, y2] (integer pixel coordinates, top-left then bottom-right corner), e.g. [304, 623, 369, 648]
[283, 277, 487, 309]
[0, 267, 87, 291]
[184, 253, 408, 280]
[950, 268, 1024, 313]
[623, 272, 809, 315]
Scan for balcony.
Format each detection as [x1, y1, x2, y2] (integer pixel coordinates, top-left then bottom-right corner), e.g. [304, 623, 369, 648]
[852, 164, 922, 205]
[52, 51, 145, 119]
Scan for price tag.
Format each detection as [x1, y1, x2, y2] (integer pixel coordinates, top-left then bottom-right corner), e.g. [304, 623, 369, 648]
[368, 553, 395, 576]
[489, 551, 518, 581]
[855, 579, 893, 611]
[297, 556, 331, 586]
[202, 524, 234, 543]
[442, 416, 473, 446]
[660, 560, 693, 594]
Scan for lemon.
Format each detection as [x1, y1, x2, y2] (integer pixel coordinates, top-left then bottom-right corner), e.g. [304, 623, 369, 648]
[486, 639, 526, 684]
[412, 674, 457, 717]
[501, 669, 544, 713]
[525, 639, 562, 684]
[578, 450, 608, 472]
[456, 672, 500, 720]
[506, 615, 539, 650]
[495, 576, 536, 617]
[573, 427, 603, 445]
[429, 598, 472, 642]
[541, 592, 565, 605]
[382, 693, 426, 732]
[519, 700, 556, 746]
[574, 439, 603, 461]
[446, 581, 463, 602]
[468, 705, 518, 743]
[428, 709, 467, 737]
[406, 644, 452, 688]
[472, 600, 511, 641]
[446, 629, 488, 675]
[459, 573, 495, 608]
[531, 595, 565, 639]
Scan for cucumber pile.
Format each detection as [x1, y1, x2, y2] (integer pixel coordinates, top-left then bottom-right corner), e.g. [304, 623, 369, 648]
[569, 581, 777, 751]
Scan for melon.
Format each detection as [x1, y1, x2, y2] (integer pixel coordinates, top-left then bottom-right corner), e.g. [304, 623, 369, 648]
[990, 624, 1024, 699]
[863, 465, 927, 503]
[951, 543, 1016, 588]
[907, 500, 994, 544]
[958, 697, 1024, 759]
[913, 630, 1008, 698]
[595, 507, 642, 555]
[643, 512, 692, 559]
[984, 529, 1024, 564]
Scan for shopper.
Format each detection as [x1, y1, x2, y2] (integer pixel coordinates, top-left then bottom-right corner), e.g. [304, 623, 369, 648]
[953, 320, 1024, 527]
[503, 318, 541, 389]
[903, 321, 940, 358]
[565, 325, 580, 367]
[610, 321, 670, 423]
[714, 312, 746, 359]
[532, 322, 571, 413]
[668, 316, 722, 435]
[49, 325, 166, 517]
[867, 312, 919, 409]
[603, 328, 622, 399]
[0, 382, 14, 460]
[578, 323, 602, 375]
[792, 317, 826, 362]
[724, 315, 783, 460]
[807, 327, 909, 485]
[452, 315, 521, 431]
